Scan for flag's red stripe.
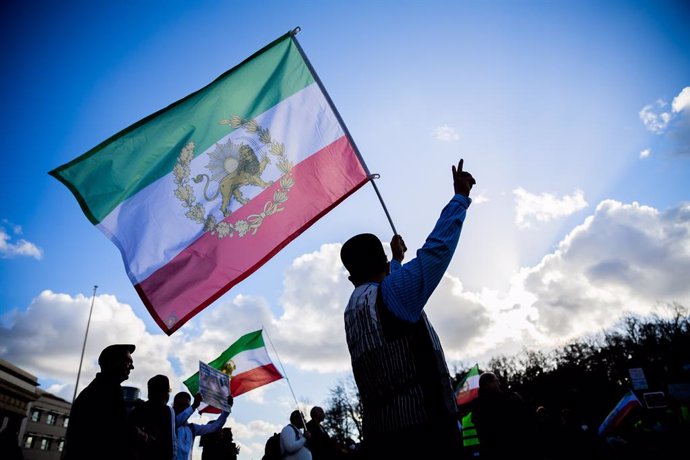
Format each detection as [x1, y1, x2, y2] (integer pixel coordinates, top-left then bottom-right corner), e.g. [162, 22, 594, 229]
[136, 136, 368, 334]
[599, 396, 640, 436]
[230, 363, 283, 397]
[198, 363, 283, 414]
[456, 388, 479, 406]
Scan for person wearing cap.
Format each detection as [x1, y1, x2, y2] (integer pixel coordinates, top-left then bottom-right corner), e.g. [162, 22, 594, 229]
[340, 158, 475, 460]
[63, 344, 138, 460]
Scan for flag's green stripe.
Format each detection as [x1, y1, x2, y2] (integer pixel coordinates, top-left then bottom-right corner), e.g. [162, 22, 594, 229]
[183, 330, 265, 395]
[50, 32, 313, 225]
[454, 364, 479, 392]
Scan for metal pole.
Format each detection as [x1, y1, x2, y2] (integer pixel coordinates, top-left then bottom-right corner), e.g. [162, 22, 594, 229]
[262, 326, 308, 429]
[72, 285, 98, 402]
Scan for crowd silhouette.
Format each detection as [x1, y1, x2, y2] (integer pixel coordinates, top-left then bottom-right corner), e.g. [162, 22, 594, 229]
[57, 339, 689, 460]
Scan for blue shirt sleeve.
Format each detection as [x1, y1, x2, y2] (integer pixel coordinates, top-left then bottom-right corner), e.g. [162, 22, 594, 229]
[190, 411, 229, 437]
[381, 194, 471, 322]
[175, 406, 195, 427]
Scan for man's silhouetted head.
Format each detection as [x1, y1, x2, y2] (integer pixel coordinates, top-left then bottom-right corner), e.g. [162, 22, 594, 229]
[98, 344, 135, 383]
[341, 233, 388, 285]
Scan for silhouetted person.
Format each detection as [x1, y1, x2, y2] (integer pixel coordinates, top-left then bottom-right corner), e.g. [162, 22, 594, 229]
[0, 427, 23, 460]
[306, 406, 335, 460]
[173, 391, 231, 460]
[473, 371, 532, 460]
[129, 374, 176, 460]
[63, 343, 138, 460]
[341, 158, 476, 460]
[281, 410, 312, 460]
[200, 427, 240, 460]
[534, 405, 559, 460]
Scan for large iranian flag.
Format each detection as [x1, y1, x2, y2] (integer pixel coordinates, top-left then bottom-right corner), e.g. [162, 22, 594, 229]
[184, 330, 282, 400]
[455, 363, 480, 406]
[50, 30, 369, 334]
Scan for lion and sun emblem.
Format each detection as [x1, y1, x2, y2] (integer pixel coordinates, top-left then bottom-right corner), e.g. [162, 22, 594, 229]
[173, 117, 295, 239]
[193, 138, 273, 217]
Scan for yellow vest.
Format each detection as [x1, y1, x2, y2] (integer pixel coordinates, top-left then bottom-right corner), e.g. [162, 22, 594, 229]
[462, 412, 480, 447]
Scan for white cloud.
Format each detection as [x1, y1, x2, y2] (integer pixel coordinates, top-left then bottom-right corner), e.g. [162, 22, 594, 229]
[0, 290, 171, 398]
[513, 187, 588, 228]
[0, 225, 43, 259]
[639, 100, 671, 134]
[523, 200, 690, 342]
[470, 191, 489, 204]
[433, 124, 460, 141]
[639, 148, 651, 159]
[672, 86, 690, 113]
[640, 87, 690, 156]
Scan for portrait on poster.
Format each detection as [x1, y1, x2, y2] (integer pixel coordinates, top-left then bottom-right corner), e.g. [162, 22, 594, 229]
[199, 361, 232, 412]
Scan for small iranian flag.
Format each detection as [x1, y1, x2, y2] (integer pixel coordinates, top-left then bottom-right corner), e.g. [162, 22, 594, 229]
[455, 364, 480, 406]
[184, 330, 282, 401]
[50, 29, 369, 334]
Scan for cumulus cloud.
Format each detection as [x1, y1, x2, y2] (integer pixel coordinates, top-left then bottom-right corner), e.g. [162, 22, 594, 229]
[0, 290, 171, 399]
[513, 187, 588, 228]
[0, 223, 43, 259]
[640, 86, 690, 156]
[639, 148, 651, 159]
[433, 124, 460, 141]
[523, 200, 690, 342]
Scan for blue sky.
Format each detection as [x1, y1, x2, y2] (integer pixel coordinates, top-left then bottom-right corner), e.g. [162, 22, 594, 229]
[1, 1, 689, 458]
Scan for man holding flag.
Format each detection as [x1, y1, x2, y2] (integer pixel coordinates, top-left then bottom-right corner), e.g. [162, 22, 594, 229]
[341, 158, 476, 460]
[172, 391, 233, 460]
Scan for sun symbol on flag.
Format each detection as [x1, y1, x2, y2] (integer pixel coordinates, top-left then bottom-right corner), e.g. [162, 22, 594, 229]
[206, 137, 266, 182]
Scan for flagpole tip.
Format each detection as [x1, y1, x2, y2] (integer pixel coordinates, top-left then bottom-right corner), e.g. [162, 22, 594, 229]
[291, 26, 301, 36]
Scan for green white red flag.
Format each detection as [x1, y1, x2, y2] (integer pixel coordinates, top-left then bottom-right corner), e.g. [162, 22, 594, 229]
[184, 330, 282, 403]
[50, 30, 369, 334]
[455, 363, 480, 406]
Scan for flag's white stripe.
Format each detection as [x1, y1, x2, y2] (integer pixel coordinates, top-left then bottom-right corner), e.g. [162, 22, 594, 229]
[230, 346, 276, 376]
[98, 83, 344, 282]
[467, 374, 480, 389]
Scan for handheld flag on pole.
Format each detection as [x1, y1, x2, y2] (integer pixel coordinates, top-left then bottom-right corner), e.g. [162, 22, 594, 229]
[50, 28, 375, 334]
[184, 330, 283, 402]
[455, 363, 480, 406]
[598, 390, 642, 437]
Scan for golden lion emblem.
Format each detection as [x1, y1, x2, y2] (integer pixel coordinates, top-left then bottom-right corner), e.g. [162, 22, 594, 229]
[193, 141, 273, 216]
[172, 117, 294, 240]
[221, 359, 236, 378]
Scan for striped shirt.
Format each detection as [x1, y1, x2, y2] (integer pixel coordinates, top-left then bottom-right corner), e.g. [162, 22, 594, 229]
[382, 194, 471, 322]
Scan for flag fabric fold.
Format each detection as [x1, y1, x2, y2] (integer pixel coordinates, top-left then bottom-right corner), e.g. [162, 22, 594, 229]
[455, 363, 480, 406]
[184, 330, 283, 402]
[50, 30, 369, 334]
[598, 390, 642, 437]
